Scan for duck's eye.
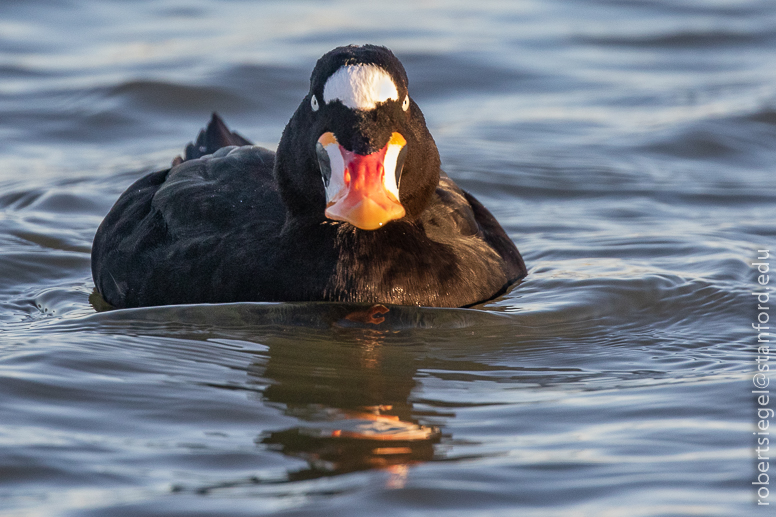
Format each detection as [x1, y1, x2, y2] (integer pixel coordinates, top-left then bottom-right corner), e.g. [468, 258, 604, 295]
[402, 95, 409, 111]
[311, 95, 319, 112]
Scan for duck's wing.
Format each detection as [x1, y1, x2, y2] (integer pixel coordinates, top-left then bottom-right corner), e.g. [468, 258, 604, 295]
[158, 114, 280, 240]
[421, 173, 527, 300]
[93, 116, 281, 308]
[457, 186, 527, 284]
[91, 167, 172, 307]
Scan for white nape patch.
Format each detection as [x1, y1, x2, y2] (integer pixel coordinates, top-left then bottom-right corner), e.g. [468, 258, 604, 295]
[323, 64, 398, 110]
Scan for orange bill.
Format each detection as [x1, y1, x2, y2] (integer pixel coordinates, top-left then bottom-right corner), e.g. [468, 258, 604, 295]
[318, 132, 407, 230]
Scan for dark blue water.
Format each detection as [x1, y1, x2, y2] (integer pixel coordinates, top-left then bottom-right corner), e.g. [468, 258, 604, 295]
[1, 0, 774, 515]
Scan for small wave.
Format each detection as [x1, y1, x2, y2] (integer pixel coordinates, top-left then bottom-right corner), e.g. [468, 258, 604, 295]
[576, 29, 771, 48]
[401, 52, 538, 99]
[742, 106, 776, 125]
[106, 80, 252, 114]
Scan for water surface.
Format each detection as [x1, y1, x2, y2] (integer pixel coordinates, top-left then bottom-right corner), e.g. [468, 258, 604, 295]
[1, 0, 774, 515]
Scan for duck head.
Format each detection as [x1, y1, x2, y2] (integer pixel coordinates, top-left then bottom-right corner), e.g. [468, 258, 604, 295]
[275, 45, 441, 230]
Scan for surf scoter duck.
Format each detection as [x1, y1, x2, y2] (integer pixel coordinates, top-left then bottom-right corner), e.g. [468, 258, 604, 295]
[91, 45, 527, 309]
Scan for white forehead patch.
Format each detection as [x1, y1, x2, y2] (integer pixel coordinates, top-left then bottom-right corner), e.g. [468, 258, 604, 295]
[323, 64, 398, 110]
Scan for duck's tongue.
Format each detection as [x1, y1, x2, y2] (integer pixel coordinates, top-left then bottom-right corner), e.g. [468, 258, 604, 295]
[323, 140, 406, 230]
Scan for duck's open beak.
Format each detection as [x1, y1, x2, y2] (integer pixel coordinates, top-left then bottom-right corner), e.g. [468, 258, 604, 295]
[316, 132, 407, 230]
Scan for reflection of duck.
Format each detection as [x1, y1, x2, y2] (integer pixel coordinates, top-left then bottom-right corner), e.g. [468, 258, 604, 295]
[261, 409, 438, 483]
[91, 45, 526, 309]
[255, 325, 440, 482]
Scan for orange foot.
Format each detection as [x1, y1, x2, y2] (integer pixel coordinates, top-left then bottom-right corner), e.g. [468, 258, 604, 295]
[344, 304, 390, 325]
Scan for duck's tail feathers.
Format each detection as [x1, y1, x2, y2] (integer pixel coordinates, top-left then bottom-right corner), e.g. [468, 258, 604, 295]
[172, 113, 254, 166]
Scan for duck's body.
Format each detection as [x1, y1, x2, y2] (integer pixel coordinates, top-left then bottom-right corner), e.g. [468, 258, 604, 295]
[92, 45, 526, 309]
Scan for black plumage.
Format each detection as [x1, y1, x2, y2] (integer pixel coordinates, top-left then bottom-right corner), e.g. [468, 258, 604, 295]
[91, 45, 526, 308]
